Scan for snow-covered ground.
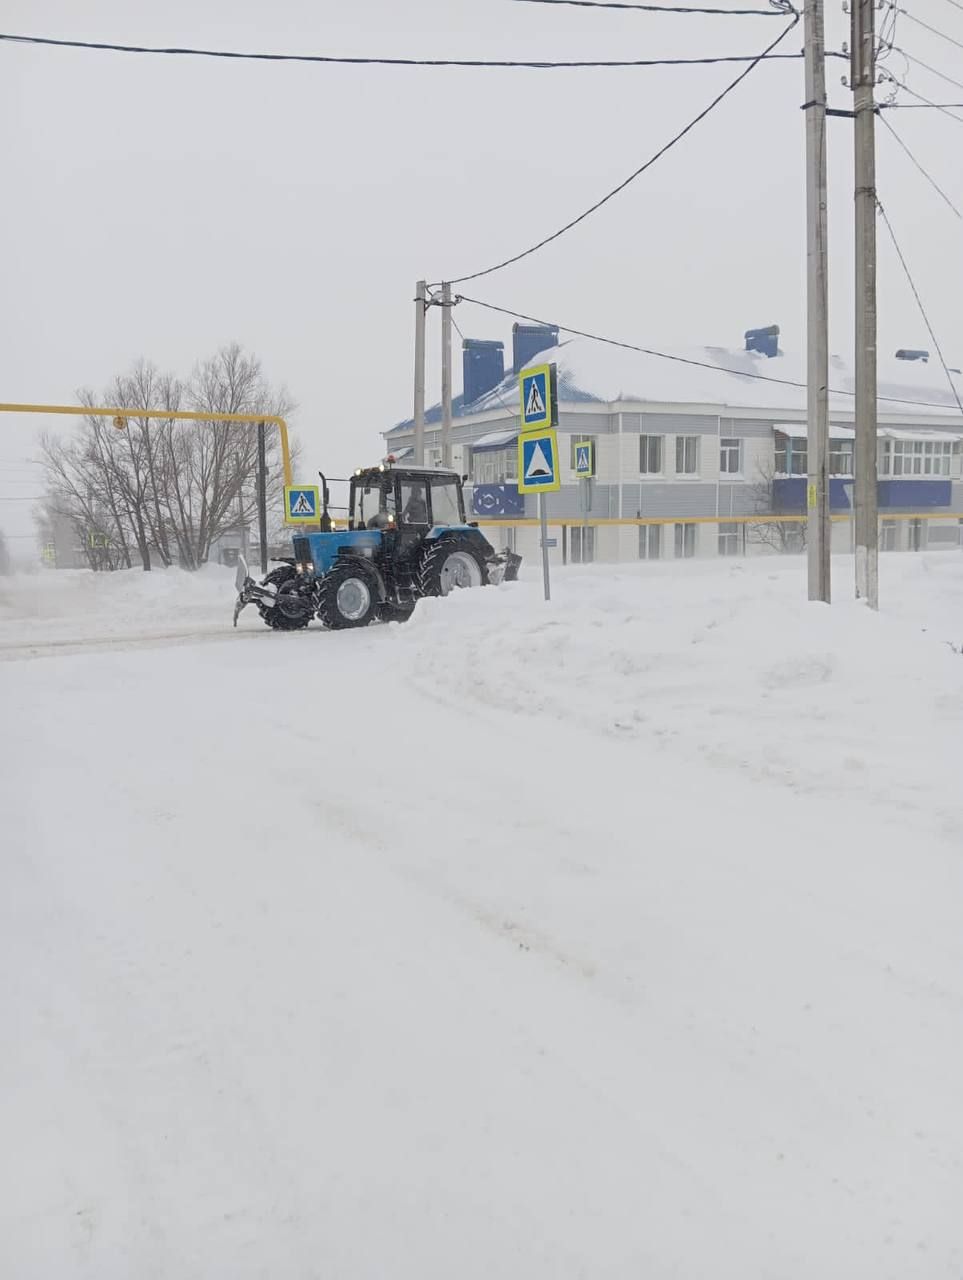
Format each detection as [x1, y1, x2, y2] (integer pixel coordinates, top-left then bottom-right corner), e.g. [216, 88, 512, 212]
[2, 555, 963, 1278]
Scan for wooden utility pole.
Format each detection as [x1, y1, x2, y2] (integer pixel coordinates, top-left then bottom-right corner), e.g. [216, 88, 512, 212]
[804, 0, 831, 603]
[852, 0, 879, 608]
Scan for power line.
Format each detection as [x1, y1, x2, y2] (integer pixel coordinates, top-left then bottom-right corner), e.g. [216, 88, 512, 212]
[896, 9, 963, 53]
[0, 30, 806, 70]
[881, 100, 963, 110]
[880, 76, 963, 123]
[455, 293, 963, 411]
[875, 198, 963, 416]
[878, 114, 962, 219]
[512, 0, 793, 15]
[436, 13, 800, 286]
[894, 47, 963, 94]
[938, 0, 963, 13]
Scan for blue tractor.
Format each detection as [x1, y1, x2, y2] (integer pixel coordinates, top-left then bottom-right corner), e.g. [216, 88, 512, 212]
[233, 462, 521, 630]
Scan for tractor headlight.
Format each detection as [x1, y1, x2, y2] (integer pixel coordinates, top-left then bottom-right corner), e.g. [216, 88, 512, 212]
[305, 561, 314, 574]
[295, 562, 304, 573]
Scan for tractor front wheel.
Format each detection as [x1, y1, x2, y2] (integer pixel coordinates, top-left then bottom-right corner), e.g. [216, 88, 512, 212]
[418, 536, 489, 598]
[318, 560, 380, 629]
[263, 569, 310, 630]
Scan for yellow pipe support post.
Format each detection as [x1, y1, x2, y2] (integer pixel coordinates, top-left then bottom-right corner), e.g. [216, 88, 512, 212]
[0, 402, 293, 488]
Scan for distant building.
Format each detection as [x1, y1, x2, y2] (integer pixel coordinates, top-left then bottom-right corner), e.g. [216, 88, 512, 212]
[384, 324, 963, 563]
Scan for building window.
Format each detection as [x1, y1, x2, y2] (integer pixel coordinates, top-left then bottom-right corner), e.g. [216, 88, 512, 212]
[675, 436, 700, 476]
[718, 522, 742, 556]
[879, 438, 955, 477]
[674, 522, 697, 558]
[471, 447, 517, 485]
[640, 435, 663, 475]
[638, 524, 661, 560]
[775, 433, 807, 476]
[880, 519, 898, 552]
[829, 439, 854, 476]
[720, 438, 742, 475]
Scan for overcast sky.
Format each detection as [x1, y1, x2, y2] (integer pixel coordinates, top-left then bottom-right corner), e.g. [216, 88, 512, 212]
[2, 0, 961, 550]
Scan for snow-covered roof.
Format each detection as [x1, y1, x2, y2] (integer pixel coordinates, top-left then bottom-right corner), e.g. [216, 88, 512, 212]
[775, 423, 856, 440]
[471, 428, 518, 453]
[387, 336, 963, 436]
[489, 341, 963, 417]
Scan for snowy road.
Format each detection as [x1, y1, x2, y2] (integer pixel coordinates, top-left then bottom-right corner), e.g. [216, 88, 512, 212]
[3, 559, 963, 1277]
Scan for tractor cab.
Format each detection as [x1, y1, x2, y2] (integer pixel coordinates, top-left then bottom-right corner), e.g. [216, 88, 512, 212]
[348, 464, 467, 534]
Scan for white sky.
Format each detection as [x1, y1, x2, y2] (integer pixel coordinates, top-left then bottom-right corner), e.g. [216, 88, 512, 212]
[2, 0, 961, 550]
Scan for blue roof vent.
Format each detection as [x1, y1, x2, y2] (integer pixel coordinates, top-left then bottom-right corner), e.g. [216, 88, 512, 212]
[895, 349, 929, 362]
[512, 322, 559, 374]
[462, 339, 505, 406]
[745, 325, 780, 358]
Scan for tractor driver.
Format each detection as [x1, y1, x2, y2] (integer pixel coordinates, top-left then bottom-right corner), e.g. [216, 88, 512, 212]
[402, 483, 428, 525]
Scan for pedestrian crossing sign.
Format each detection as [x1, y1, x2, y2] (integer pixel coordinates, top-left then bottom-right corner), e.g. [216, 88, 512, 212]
[284, 485, 320, 524]
[519, 362, 557, 431]
[517, 428, 561, 494]
[574, 441, 595, 478]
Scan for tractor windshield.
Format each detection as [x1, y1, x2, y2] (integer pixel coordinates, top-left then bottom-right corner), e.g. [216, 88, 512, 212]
[351, 479, 390, 530]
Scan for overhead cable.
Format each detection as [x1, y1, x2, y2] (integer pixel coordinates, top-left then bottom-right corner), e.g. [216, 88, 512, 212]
[0, 30, 803, 70]
[455, 293, 963, 411]
[436, 12, 800, 286]
[878, 114, 962, 219]
[896, 10, 963, 53]
[894, 47, 963, 94]
[875, 197, 963, 416]
[512, 0, 794, 16]
[880, 75, 963, 123]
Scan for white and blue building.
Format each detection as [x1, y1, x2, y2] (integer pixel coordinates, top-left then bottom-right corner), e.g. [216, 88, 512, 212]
[383, 323, 963, 563]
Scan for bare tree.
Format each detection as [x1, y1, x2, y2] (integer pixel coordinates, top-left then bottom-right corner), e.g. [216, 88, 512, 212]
[37, 345, 295, 571]
[746, 457, 806, 554]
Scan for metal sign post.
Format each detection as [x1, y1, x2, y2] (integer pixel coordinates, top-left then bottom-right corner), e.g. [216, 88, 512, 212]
[538, 494, 551, 601]
[517, 361, 561, 602]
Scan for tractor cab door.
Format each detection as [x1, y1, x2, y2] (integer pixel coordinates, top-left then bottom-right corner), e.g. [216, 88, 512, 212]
[397, 477, 430, 534]
[426, 474, 465, 527]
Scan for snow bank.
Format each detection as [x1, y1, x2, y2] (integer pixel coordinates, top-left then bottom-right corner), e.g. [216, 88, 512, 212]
[2, 554, 963, 1278]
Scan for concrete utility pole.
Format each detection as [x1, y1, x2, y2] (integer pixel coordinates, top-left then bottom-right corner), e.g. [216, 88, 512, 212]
[413, 279, 427, 465]
[852, 0, 879, 609]
[804, 0, 831, 603]
[441, 282, 453, 469]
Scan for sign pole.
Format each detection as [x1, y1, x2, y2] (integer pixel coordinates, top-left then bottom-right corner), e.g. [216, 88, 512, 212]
[257, 420, 268, 574]
[539, 493, 551, 601]
[582, 477, 589, 562]
[517, 361, 560, 604]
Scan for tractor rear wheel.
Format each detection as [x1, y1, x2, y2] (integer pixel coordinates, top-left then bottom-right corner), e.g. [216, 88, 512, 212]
[418, 536, 489, 598]
[318, 559, 380, 629]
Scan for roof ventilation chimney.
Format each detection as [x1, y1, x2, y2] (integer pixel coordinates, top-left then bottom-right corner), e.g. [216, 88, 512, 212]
[462, 339, 505, 405]
[744, 325, 780, 358]
[512, 322, 559, 375]
[895, 349, 929, 362]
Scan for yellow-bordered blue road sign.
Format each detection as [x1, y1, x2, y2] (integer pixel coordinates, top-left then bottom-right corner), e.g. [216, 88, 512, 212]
[574, 440, 595, 478]
[284, 485, 320, 524]
[517, 428, 561, 494]
[519, 362, 558, 431]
